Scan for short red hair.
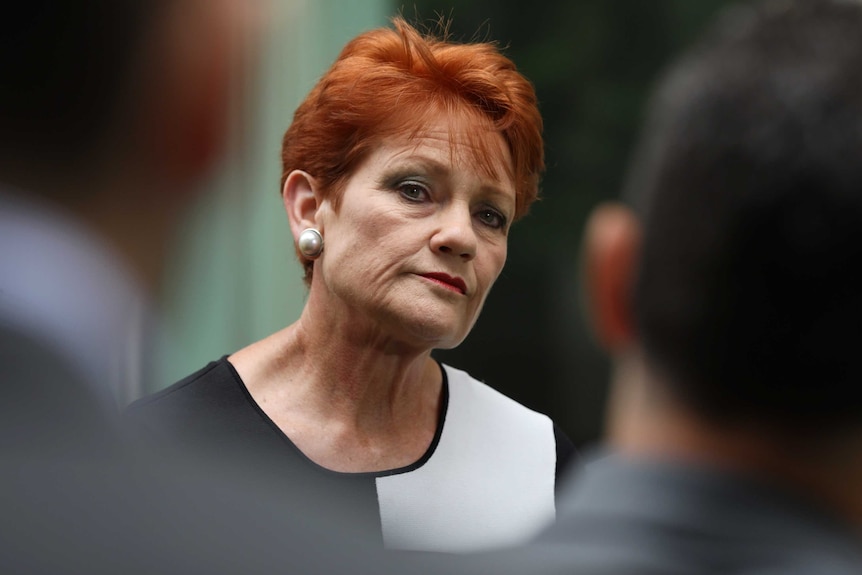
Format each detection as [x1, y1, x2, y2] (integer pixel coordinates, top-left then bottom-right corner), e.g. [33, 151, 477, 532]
[282, 17, 544, 278]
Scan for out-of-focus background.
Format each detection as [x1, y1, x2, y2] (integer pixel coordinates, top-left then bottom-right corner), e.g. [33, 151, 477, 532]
[157, 0, 735, 449]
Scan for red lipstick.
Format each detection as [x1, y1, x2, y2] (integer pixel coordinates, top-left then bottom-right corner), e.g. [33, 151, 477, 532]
[419, 272, 467, 295]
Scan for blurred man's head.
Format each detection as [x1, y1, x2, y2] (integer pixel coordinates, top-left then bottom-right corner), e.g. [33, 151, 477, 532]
[586, 0, 862, 435]
[630, 0, 862, 431]
[0, 0, 254, 290]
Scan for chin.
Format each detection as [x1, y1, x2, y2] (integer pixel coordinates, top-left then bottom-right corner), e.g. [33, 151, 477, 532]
[374, 297, 475, 349]
[395, 314, 469, 350]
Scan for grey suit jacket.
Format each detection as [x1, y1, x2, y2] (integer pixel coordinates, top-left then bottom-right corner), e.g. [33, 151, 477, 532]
[424, 451, 862, 575]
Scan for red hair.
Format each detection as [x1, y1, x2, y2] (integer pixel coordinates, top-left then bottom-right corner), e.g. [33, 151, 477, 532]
[282, 17, 544, 278]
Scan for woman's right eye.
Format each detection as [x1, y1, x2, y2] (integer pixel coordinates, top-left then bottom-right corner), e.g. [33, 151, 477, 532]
[398, 181, 428, 202]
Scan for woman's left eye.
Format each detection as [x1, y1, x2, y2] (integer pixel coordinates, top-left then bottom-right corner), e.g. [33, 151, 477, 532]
[398, 182, 428, 202]
[476, 208, 506, 230]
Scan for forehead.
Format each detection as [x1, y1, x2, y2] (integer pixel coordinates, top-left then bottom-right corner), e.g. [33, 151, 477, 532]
[372, 112, 515, 188]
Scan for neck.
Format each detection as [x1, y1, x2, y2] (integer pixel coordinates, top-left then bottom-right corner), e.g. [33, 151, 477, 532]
[8, 162, 183, 299]
[233, 288, 443, 434]
[229, 292, 445, 473]
[606, 351, 862, 526]
[78, 188, 182, 298]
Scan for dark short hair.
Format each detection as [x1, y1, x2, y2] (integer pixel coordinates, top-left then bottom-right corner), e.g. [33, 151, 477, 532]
[0, 0, 160, 178]
[628, 0, 862, 428]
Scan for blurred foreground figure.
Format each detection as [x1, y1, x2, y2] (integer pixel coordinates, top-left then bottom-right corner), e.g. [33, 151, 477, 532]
[0, 0, 247, 410]
[435, 0, 862, 573]
[0, 1, 386, 572]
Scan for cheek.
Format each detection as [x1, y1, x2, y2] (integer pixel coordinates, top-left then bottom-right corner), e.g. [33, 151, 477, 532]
[326, 208, 386, 257]
[347, 204, 407, 242]
[324, 222, 412, 284]
[475, 244, 508, 297]
[486, 244, 509, 282]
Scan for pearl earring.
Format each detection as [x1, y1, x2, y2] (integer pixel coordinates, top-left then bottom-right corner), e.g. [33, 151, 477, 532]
[298, 228, 324, 259]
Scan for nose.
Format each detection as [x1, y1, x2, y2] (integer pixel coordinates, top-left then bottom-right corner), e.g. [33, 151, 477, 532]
[430, 205, 477, 261]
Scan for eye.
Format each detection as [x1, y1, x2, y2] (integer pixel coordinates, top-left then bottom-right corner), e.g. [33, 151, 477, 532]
[397, 181, 429, 202]
[475, 207, 507, 230]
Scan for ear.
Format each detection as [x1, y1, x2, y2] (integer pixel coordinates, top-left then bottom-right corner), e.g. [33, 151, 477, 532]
[282, 170, 322, 241]
[582, 202, 641, 352]
[139, 0, 240, 187]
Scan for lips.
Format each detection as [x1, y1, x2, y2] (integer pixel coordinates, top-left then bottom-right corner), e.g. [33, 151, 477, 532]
[419, 272, 467, 295]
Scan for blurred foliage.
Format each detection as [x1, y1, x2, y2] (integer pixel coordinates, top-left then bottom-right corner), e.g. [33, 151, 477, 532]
[403, 0, 737, 447]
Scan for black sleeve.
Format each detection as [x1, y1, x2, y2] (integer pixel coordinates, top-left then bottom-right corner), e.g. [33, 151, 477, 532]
[553, 422, 578, 497]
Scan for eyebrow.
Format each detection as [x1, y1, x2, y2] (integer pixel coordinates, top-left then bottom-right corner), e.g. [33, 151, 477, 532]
[382, 155, 515, 210]
[383, 155, 448, 179]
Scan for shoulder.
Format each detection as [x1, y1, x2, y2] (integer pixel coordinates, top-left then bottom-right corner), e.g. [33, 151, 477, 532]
[441, 363, 578, 478]
[123, 356, 253, 439]
[126, 357, 235, 413]
[442, 363, 544, 420]
[440, 363, 570, 452]
[0, 323, 115, 453]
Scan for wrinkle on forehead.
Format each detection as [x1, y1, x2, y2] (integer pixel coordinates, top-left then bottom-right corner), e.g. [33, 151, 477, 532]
[399, 105, 515, 188]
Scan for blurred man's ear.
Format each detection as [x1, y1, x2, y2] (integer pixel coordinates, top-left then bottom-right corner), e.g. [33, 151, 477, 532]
[137, 0, 248, 187]
[582, 202, 641, 352]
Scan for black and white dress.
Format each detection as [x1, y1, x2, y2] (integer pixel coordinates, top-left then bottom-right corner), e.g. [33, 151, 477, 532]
[125, 357, 576, 553]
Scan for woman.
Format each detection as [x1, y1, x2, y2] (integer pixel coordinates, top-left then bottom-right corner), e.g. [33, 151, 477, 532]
[127, 17, 575, 553]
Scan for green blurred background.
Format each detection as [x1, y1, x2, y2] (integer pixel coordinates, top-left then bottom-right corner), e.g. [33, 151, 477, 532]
[156, 0, 737, 449]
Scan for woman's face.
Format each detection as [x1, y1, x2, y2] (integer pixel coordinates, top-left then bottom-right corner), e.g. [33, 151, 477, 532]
[313, 115, 516, 350]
